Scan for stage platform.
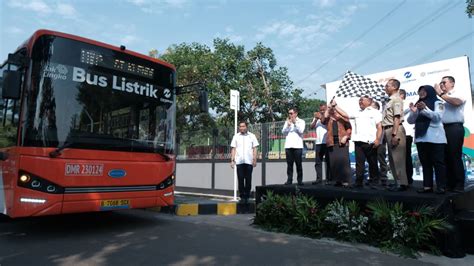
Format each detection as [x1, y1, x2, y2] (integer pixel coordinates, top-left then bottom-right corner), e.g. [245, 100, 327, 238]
[255, 181, 474, 257]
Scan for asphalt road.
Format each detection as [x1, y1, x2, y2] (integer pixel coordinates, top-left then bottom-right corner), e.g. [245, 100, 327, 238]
[0, 210, 472, 266]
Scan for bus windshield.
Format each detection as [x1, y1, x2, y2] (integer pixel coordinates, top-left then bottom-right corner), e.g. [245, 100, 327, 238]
[22, 35, 176, 154]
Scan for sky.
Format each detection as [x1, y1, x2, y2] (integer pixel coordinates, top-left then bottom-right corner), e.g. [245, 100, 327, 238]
[1, 0, 473, 100]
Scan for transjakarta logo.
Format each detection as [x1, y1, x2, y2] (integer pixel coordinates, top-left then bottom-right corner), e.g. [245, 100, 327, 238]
[72, 67, 158, 99]
[404, 71, 412, 79]
[164, 88, 171, 98]
[44, 63, 68, 80]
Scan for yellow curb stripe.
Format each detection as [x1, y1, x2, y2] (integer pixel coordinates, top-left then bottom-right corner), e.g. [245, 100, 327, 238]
[176, 204, 198, 216]
[217, 203, 236, 216]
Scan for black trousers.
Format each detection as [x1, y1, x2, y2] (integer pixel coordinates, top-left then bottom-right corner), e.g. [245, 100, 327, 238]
[377, 140, 388, 183]
[286, 148, 303, 183]
[328, 145, 351, 183]
[237, 164, 253, 199]
[315, 144, 331, 181]
[354, 141, 379, 184]
[444, 123, 466, 189]
[416, 142, 446, 189]
[406, 135, 414, 184]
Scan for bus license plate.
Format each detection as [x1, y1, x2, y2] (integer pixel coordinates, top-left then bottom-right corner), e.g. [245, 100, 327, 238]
[100, 199, 130, 209]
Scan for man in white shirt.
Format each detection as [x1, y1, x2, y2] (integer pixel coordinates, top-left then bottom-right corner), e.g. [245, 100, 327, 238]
[434, 76, 467, 192]
[282, 107, 306, 185]
[400, 89, 414, 185]
[310, 104, 330, 184]
[231, 121, 259, 203]
[336, 96, 382, 187]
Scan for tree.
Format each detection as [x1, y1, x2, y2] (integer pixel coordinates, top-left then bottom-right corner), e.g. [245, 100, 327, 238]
[467, 0, 473, 17]
[151, 43, 216, 135]
[152, 39, 303, 131]
[296, 98, 327, 119]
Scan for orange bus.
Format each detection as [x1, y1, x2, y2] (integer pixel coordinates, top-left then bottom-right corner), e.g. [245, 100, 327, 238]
[0, 30, 181, 218]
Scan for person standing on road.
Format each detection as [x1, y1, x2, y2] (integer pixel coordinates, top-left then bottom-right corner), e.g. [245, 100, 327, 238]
[231, 121, 259, 203]
[282, 107, 306, 186]
[400, 89, 414, 186]
[310, 103, 330, 185]
[434, 76, 467, 193]
[383, 79, 408, 191]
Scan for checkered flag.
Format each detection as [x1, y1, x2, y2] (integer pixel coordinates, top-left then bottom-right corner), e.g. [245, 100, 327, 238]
[335, 71, 387, 103]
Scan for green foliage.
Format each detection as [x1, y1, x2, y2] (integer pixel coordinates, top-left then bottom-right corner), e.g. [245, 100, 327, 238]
[324, 199, 368, 242]
[467, 0, 473, 18]
[150, 39, 310, 134]
[0, 124, 17, 148]
[366, 201, 451, 258]
[255, 193, 451, 258]
[295, 98, 326, 119]
[254, 191, 325, 237]
[253, 191, 295, 232]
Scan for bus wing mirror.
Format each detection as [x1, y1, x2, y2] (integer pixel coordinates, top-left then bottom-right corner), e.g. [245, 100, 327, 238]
[2, 70, 22, 100]
[199, 90, 208, 113]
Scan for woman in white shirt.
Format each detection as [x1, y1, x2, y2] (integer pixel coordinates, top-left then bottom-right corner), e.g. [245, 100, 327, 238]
[407, 85, 447, 194]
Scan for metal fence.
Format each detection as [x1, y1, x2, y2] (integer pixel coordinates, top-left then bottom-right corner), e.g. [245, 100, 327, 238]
[176, 118, 316, 161]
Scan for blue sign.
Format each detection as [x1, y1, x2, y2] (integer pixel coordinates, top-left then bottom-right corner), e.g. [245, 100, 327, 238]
[108, 169, 127, 178]
[404, 71, 412, 78]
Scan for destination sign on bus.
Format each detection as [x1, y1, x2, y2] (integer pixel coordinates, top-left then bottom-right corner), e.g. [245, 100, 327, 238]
[80, 49, 155, 79]
[71, 66, 172, 103]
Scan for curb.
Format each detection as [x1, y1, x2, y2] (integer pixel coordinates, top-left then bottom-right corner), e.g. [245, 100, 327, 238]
[148, 202, 255, 216]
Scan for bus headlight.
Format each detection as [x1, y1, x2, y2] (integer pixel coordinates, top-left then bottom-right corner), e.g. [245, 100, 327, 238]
[19, 174, 31, 183]
[156, 174, 175, 190]
[17, 171, 64, 194]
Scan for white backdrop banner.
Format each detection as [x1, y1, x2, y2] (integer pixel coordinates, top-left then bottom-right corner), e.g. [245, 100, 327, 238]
[323, 56, 473, 182]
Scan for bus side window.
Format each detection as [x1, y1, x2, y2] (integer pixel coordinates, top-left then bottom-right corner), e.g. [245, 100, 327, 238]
[0, 63, 19, 148]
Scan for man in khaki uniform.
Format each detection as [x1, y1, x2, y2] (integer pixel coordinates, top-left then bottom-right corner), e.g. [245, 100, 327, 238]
[382, 79, 408, 191]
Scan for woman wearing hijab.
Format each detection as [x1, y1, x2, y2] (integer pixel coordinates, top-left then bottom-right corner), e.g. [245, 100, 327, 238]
[322, 100, 352, 187]
[407, 85, 447, 194]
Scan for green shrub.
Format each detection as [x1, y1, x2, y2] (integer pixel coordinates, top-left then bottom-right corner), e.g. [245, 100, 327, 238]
[255, 192, 451, 258]
[254, 191, 325, 237]
[366, 200, 451, 258]
[324, 199, 368, 242]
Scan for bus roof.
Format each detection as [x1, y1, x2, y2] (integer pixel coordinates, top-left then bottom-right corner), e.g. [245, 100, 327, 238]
[11, 29, 176, 71]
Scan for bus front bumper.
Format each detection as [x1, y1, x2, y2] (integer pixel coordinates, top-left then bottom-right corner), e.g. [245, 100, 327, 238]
[11, 186, 174, 218]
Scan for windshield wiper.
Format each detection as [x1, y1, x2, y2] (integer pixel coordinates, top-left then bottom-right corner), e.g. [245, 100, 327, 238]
[49, 141, 73, 158]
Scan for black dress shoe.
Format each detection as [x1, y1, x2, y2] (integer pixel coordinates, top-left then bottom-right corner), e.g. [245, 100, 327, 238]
[297, 182, 304, 186]
[334, 182, 343, 187]
[435, 188, 445, 194]
[312, 180, 322, 185]
[284, 181, 293, 185]
[417, 188, 433, 193]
